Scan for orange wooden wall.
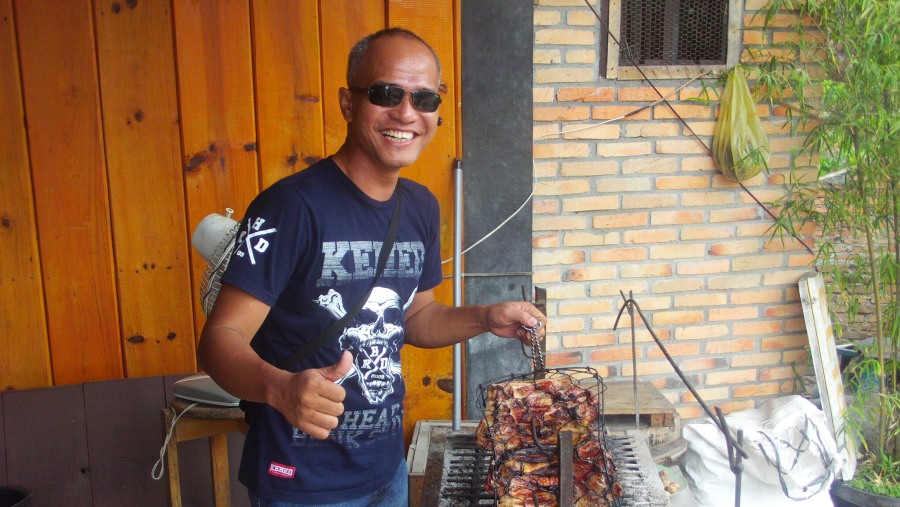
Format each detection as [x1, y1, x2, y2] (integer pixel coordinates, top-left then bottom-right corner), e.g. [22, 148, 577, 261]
[0, 0, 459, 439]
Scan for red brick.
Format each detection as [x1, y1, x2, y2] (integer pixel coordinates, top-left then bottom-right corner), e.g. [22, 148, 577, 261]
[656, 176, 709, 190]
[563, 231, 618, 247]
[673, 294, 727, 307]
[589, 346, 640, 362]
[547, 351, 583, 367]
[676, 260, 730, 275]
[591, 248, 646, 263]
[733, 320, 783, 335]
[621, 361, 677, 376]
[705, 369, 757, 385]
[621, 263, 673, 278]
[680, 227, 733, 241]
[623, 229, 677, 244]
[652, 310, 703, 326]
[760, 334, 807, 350]
[710, 207, 761, 223]
[566, 266, 617, 281]
[650, 210, 705, 225]
[592, 105, 652, 120]
[558, 300, 614, 315]
[590, 280, 649, 297]
[594, 212, 648, 229]
[709, 240, 762, 256]
[618, 87, 675, 101]
[710, 307, 759, 321]
[759, 366, 796, 381]
[562, 195, 620, 212]
[533, 249, 585, 266]
[730, 352, 782, 367]
[534, 106, 591, 122]
[706, 338, 755, 354]
[764, 304, 803, 318]
[557, 87, 615, 102]
[561, 333, 616, 348]
[650, 244, 707, 260]
[647, 342, 700, 358]
[532, 234, 559, 248]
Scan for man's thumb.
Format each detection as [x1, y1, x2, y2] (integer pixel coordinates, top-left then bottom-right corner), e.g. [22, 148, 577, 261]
[321, 350, 353, 382]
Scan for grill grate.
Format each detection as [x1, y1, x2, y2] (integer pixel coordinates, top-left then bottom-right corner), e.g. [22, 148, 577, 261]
[431, 430, 670, 507]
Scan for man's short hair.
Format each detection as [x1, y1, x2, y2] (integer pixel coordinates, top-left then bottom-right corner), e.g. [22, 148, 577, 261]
[346, 28, 442, 88]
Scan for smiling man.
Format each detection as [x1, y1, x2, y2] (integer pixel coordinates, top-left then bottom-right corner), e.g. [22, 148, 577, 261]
[197, 28, 546, 506]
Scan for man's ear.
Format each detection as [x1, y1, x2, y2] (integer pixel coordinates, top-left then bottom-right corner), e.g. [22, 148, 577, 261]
[338, 88, 353, 121]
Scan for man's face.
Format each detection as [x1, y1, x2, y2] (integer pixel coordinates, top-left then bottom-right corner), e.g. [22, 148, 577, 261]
[339, 35, 441, 173]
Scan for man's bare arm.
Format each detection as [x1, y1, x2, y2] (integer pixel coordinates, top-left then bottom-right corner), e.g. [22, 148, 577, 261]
[198, 283, 351, 440]
[403, 289, 546, 349]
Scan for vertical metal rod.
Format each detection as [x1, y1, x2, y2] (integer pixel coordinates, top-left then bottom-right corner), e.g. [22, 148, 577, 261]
[452, 158, 464, 431]
[628, 291, 639, 429]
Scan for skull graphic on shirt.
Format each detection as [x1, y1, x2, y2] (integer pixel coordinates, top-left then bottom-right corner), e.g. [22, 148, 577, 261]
[315, 287, 412, 404]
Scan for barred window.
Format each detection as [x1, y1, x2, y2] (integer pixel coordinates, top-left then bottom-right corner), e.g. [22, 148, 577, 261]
[605, 0, 742, 80]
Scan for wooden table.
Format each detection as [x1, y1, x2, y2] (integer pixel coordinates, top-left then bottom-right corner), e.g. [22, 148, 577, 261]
[163, 398, 248, 507]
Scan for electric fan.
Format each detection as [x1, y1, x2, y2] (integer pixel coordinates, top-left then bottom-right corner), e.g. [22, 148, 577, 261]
[191, 208, 239, 315]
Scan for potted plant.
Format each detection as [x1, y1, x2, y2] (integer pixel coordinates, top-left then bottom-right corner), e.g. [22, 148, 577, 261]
[748, 0, 900, 503]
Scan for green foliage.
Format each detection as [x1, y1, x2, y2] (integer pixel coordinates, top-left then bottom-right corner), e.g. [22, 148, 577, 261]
[848, 454, 900, 497]
[750, 0, 900, 493]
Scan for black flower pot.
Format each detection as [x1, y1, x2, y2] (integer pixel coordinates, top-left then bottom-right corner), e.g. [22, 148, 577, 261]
[831, 480, 900, 507]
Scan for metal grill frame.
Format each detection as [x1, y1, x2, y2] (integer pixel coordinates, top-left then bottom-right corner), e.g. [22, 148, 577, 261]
[428, 430, 671, 507]
[473, 366, 622, 507]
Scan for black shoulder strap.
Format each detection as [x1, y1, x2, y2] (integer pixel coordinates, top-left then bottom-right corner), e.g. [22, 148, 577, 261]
[278, 187, 403, 371]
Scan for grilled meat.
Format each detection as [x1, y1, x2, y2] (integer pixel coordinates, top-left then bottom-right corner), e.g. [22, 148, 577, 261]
[477, 376, 623, 506]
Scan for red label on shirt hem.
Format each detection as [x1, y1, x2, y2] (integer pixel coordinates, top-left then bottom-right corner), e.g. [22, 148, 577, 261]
[267, 462, 296, 479]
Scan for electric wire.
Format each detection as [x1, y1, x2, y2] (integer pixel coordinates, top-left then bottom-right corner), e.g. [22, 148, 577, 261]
[151, 402, 199, 481]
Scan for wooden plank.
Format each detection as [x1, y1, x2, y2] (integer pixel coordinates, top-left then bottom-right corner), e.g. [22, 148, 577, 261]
[799, 272, 857, 481]
[318, 0, 384, 155]
[600, 380, 676, 427]
[83, 377, 169, 506]
[388, 0, 459, 443]
[16, 0, 123, 385]
[0, 394, 5, 484]
[252, 0, 325, 188]
[94, 0, 197, 377]
[0, 0, 52, 390]
[3, 385, 91, 506]
[173, 0, 261, 339]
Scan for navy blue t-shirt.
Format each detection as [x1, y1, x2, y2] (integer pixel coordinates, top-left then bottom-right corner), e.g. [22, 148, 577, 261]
[221, 157, 443, 503]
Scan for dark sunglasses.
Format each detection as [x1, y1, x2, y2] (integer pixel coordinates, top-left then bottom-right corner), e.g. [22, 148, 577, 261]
[350, 84, 442, 113]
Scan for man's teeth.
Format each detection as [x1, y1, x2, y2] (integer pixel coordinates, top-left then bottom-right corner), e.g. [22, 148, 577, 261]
[382, 130, 413, 141]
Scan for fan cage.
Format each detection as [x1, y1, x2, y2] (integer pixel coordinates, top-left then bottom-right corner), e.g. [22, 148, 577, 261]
[200, 224, 240, 316]
[475, 367, 623, 507]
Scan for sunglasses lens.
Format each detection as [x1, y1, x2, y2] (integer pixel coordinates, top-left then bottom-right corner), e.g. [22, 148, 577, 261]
[362, 85, 441, 112]
[368, 85, 405, 107]
[411, 91, 442, 113]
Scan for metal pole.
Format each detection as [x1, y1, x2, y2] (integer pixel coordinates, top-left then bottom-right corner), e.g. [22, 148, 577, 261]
[452, 158, 463, 430]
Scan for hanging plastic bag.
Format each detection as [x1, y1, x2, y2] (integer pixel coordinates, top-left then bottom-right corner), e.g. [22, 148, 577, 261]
[712, 67, 770, 182]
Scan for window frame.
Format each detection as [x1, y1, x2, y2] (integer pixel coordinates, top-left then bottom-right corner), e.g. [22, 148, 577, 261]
[605, 0, 743, 80]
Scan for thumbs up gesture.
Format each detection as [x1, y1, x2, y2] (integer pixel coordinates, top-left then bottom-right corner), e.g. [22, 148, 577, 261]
[272, 350, 354, 440]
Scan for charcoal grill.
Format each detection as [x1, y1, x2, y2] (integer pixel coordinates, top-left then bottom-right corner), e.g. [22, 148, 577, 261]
[416, 366, 671, 507]
[417, 427, 670, 507]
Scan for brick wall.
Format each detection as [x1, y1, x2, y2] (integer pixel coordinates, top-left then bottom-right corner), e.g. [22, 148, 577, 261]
[531, 0, 817, 420]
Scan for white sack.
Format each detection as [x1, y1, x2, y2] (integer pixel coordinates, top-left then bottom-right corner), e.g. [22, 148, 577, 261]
[682, 395, 841, 507]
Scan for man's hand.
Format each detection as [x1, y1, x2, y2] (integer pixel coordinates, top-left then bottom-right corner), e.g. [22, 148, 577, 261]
[483, 301, 546, 345]
[271, 351, 354, 440]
